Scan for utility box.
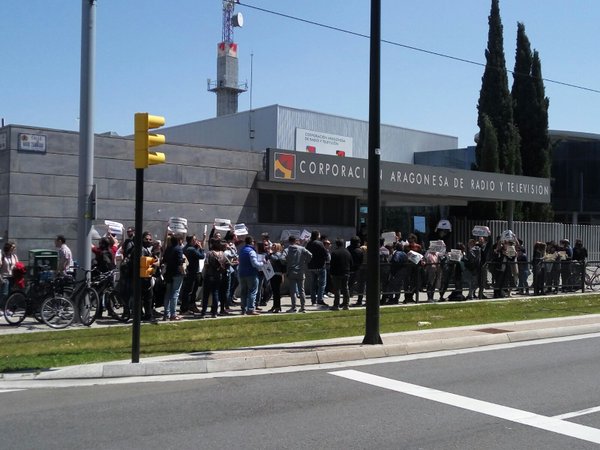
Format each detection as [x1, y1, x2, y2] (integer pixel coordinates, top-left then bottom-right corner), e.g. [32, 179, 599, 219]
[28, 249, 58, 280]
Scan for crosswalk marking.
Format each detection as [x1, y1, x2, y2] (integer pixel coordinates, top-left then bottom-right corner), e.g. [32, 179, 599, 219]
[554, 405, 600, 420]
[330, 369, 600, 445]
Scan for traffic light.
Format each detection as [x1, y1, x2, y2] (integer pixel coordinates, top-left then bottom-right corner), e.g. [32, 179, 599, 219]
[139, 256, 156, 278]
[134, 112, 166, 169]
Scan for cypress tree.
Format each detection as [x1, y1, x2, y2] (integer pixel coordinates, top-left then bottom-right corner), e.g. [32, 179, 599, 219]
[477, 115, 501, 219]
[475, 0, 521, 220]
[511, 23, 553, 221]
[476, 0, 519, 177]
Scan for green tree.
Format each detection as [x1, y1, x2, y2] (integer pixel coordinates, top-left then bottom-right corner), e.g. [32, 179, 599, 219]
[476, 0, 520, 176]
[474, 0, 521, 220]
[511, 23, 553, 221]
[472, 114, 501, 219]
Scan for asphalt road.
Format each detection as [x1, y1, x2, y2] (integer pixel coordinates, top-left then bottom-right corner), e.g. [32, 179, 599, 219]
[2, 335, 600, 449]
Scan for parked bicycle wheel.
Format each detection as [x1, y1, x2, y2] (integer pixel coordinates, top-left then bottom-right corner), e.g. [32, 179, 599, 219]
[78, 287, 100, 326]
[4, 291, 27, 325]
[105, 289, 130, 322]
[589, 274, 600, 291]
[41, 295, 75, 329]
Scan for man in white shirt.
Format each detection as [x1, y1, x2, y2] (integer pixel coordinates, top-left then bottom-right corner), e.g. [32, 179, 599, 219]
[55, 235, 73, 275]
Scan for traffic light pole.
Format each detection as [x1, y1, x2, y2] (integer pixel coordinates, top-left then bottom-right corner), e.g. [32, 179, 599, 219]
[131, 111, 166, 363]
[131, 168, 143, 363]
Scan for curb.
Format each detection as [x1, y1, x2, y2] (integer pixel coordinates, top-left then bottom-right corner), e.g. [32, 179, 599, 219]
[29, 323, 600, 380]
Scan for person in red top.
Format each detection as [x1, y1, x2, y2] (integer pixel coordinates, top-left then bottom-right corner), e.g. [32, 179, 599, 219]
[407, 233, 422, 253]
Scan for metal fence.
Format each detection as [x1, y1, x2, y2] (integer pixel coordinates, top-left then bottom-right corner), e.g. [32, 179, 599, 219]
[452, 219, 600, 260]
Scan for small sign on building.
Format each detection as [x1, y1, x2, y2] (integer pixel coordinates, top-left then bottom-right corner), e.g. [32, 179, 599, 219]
[295, 128, 353, 157]
[18, 133, 46, 153]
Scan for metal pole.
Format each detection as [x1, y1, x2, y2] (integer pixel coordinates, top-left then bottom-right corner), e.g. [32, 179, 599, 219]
[132, 168, 143, 363]
[77, 0, 96, 274]
[363, 0, 383, 345]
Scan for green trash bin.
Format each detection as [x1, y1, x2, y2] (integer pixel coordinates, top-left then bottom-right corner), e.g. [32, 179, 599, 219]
[28, 249, 58, 281]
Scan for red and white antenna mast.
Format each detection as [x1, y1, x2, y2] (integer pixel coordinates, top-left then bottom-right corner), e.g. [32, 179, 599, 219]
[208, 0, 247, 116]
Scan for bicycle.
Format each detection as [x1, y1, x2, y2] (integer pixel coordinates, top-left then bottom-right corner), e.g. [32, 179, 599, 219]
[93, 269, 130, 323]
[4, 274, 75, 329]
[584, 264, 600, 291]
[58, 269, 101, 327]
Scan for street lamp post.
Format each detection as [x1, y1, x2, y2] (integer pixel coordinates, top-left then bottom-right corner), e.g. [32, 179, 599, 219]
[363, 0, 383, 345]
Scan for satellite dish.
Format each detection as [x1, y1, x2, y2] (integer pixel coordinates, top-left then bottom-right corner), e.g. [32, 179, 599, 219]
[232, 12, 244, 28]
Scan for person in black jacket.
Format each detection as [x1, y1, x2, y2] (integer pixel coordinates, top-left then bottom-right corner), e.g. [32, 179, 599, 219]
[179, 234, 205, 315]
[328, 238, 353, 310]
[347, 236, 364, 300]
[306, 230, 329, 307]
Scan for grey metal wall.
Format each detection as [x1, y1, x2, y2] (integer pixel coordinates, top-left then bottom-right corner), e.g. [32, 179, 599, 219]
[161, 106, 278, 153]
[160, 104, 458, 162]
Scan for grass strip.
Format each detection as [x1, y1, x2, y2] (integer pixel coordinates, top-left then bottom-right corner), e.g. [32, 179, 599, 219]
[2, 295, 600, 373]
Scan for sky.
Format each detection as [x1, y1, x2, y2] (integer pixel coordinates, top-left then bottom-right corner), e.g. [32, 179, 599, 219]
[2, 0, 599, 149]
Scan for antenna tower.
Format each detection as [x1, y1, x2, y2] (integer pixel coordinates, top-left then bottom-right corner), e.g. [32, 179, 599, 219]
[208, 0, 247, 116]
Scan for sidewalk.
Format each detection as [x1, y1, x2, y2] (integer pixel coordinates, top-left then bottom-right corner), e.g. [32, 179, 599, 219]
[4, 312, 600, 381]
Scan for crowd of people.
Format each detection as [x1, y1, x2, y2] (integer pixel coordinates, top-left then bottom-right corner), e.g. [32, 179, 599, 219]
[0, 220, 592, 321]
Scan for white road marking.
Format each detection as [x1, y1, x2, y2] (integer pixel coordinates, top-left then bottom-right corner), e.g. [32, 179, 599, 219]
[0, 389, 25, 393]
[554, 405, 600, 420]
[331, 369, 600, 445]
[2, 332, 600, 389]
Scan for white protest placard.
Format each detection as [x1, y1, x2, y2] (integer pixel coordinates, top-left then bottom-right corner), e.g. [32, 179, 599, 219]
[428, 240, 447, 255]
[408, 250, 423, 264]
[280, 230, 301, 242]
[214, 218, 231, 232]
[449, 249, 463, 262]
[168, 217, 188, 234]
[104, 220, 124, 236]
[381, 231, 396, 246]
[472, 225, 491, 237]
[234, 223, 249, 236]
[299, 229, 311, 241]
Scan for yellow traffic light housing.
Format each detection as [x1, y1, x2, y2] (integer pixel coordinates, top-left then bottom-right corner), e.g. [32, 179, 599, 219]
[139, 256, 156, 278]
[134, 112, 166, 169]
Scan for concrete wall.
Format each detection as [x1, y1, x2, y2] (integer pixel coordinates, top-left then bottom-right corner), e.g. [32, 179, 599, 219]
[0, 125, 264, 261]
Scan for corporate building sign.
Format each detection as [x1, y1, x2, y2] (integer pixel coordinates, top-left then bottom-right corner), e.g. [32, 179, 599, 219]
[295, 128, 353, 157]
[267, 148, 550, 203]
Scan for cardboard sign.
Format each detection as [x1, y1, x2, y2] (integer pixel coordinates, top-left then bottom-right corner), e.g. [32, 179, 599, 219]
[408, 250, 423, 264]
[449, 249, 463, 262]
[262, 260, 275, 280]
[381, 231, 397, 246]
[234, 223, 249, 236]
[280, 230, 301, 242]
[428, 240, 447, 255]
[104, 220, 124, 236]
[299, 229, 312, 241]
[214, 218, 231, 232]
[168, 217, 187, 234]
[472, 225, 491, 237]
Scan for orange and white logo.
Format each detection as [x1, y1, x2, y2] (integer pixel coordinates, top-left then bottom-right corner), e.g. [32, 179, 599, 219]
[274, 152, 296, 180]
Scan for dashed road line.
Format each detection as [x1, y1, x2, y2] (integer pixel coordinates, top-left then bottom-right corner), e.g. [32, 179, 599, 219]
[330, 369, 600, 445]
